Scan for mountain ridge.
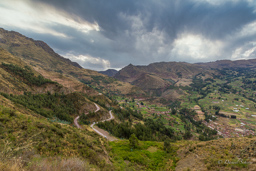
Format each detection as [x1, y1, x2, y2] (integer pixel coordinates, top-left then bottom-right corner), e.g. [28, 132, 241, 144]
[114, 58, 256, 101]
[0, 28, 144, 97]
[98, 69, 118, 77]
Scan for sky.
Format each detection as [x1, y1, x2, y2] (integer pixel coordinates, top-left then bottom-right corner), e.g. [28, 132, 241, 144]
[0, 0, 256, 71]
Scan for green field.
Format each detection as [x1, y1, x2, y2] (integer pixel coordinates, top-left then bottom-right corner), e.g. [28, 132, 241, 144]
[198, 91, 256, 117]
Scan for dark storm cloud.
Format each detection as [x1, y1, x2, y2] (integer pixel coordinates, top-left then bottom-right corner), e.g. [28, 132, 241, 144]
[35, 0, 256, 39]
[5, 0, 256, 70]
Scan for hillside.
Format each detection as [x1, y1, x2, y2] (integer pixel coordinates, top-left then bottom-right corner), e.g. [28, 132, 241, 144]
[114, 62, 213, 101]
[197, 59, 256, 69]
[114, 58, 256, 102]
[0, 28, 124, 169]
[0, 28, 144, 97]
[114, 62, 209, 84]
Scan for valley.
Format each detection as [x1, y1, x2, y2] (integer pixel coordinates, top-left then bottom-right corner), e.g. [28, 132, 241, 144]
[0, 28, 256, 170]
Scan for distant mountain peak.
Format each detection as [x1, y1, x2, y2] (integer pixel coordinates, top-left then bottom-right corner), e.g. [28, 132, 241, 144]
[99, 69, 118, 77]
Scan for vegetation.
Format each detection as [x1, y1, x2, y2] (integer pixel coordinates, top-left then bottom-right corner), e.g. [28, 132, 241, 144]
[97, 117, 177, 141]
[109, 140, 178, 170]
[1, 63, 55, 86]
[0, 92, 87, 123]
[164, 139, 172, 153]
[129, 133, 139, 148]
[0, 105, 110, 170]
[113, 107, 143, 121]
[1, 28, 256, 170]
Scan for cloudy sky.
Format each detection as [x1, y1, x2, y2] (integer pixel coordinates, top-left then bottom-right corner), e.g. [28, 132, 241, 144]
[1, 0, 256, 71]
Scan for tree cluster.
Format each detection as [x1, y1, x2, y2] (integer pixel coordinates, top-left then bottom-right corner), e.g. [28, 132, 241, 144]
[1, 63, 55, 86]
[1, 92, 84, 123]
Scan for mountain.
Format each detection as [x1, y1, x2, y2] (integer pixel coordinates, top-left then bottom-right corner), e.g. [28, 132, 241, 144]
[0, 28, 126, 170]
[99, 69, 118, 77]
[114, 57, 256, 101]
[114, 62, 213, 100]
[197, 59, 256, 69]
[114, 62, 211, 86]
[0, 28, 144, 97]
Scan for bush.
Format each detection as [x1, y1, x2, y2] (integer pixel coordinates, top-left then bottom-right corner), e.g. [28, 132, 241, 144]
[129, 134, 139, 149]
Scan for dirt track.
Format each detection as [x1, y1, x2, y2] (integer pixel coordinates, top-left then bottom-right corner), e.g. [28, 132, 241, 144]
[74, 104, 117, 141]
[74, 103, 99, 129]
[90, 110, 117, 141]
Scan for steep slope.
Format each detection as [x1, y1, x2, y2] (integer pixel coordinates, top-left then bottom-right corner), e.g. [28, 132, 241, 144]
[0, 28, 144, 97]
[0, 48, 68, 95]
[176, 137, 256, 170]
[0, 104, 113, 170]
[99, 69, 118, 77]
[0, 29, 123, 169]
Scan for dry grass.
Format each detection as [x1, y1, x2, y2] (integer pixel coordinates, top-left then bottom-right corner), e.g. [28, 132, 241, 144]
[0, 159, 24, 171]
[147, 146, 158, 153]
[27, 157, 90, 171]
[176, 137, 256, 170]
[0, 157, 90, 171]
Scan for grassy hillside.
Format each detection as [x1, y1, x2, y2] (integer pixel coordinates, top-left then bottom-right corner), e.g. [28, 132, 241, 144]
[176, 137, 256, 170]
[0, 103, 178, 170]
[0, 105, 111, 170]
[1, 103, 255, 170]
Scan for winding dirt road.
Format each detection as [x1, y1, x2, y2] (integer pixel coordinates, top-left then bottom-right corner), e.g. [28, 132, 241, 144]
[74, 103, 116, 141]
[90, 110, 113, 136]
[90, 110, 117, 141]
[94, 103, 100, 113]
[74, 116, 82, 129]
[74, 103, 100, 129]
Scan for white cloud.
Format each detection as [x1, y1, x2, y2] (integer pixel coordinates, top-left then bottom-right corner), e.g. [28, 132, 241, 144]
[231, 43, 256, 60]
[64, 53, 111, 70]
[0, 0, 99, 37]
[233, 21, 256, 39]
[171, 34, 223, 60]
[227, 21, 256, 60]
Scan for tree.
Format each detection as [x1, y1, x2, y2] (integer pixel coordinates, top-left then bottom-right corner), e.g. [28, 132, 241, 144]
[183, 130, 192, 140]
[129, 133, 139, 148]
[171, 107, 177, 115]
[164, 138, 172, 153]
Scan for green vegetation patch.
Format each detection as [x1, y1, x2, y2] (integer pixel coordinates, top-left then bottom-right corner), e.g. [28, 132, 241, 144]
[0, 92, 87, 123]
[1, 63, 56, 86]
[109, 140, 178, 170]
